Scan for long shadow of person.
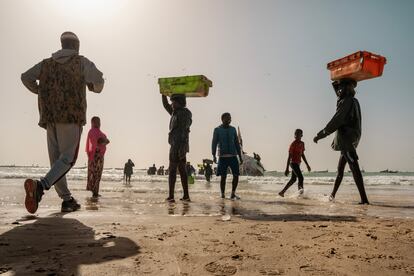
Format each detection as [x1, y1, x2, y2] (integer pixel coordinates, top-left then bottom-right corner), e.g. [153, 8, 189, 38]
[0, 214, 140, 275]
[217, 201, 357, 222]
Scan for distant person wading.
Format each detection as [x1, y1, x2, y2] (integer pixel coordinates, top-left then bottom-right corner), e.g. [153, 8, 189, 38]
[21, 32, 105, 213]
[86, 116, 110, 198]
[124, 159, 135, 184]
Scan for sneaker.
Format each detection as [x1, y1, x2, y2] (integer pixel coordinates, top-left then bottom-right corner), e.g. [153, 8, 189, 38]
[221, 193, 225, 199]
[180, 197, 191, 202]
[24, 179, 44, 214]
[166, 197, 175, 203]
[230, 194, 240, 201]
[298, 188, 304, 195]
[278, 192, 284, 197]
[61, 197, 81, 212]
[329, 194, 335, 201]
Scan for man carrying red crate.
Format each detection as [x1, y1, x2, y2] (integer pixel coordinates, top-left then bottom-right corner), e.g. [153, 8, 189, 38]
[313, 79, 369, 205]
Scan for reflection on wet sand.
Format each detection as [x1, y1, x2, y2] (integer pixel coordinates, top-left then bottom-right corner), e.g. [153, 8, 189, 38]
[167, 201, 191, 216]
[85, 197, 100, 211]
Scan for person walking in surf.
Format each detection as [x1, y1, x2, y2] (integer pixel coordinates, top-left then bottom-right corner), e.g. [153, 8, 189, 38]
[279, 129, 311, 197]
[313, 79, 369, 204]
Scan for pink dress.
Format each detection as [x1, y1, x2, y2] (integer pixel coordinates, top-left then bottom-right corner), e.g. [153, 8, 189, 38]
[86, 128, 107, 160]
[86, 127, 107, 196]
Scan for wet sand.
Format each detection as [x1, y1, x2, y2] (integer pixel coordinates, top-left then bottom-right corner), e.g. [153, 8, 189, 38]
[1, 179, 414, 275]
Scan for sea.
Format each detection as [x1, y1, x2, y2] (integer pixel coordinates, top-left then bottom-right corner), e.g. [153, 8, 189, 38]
[1, 166, 413, 219]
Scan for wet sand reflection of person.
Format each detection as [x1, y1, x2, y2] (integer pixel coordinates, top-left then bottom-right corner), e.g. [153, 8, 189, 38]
[166, 201, 191, 216]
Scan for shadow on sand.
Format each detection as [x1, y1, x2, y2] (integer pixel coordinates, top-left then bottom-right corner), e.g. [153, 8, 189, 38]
[0, 213, 140, 275]
[218, 201, 357, 222]
[241, 213, 357, 222]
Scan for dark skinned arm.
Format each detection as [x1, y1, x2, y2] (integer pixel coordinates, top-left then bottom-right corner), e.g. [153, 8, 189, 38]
[162, 95, 173, 115]
[285, 153, 291, 176]
[98, 137, 110, 145]
[234, 130, 243, 164]
[314, 97, 353, 143]
[302, 153, 311, 172]
[212, 128, 218, 163]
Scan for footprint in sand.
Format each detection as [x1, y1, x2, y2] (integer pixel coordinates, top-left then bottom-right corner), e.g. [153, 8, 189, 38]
[259, 268, 283, 275]
[205, 261, 237, 275]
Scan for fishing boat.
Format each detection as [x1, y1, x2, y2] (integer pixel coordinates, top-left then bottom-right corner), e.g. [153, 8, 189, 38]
[237, 127, 265, 176]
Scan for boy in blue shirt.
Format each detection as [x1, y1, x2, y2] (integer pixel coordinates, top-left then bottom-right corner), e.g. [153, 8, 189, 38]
[212, 113, 243, 200]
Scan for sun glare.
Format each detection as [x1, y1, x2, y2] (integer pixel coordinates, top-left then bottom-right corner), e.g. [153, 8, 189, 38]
[52, 0, 124, 20]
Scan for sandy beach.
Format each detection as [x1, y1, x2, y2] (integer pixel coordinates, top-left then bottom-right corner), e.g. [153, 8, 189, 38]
[1, 177, 414, 276]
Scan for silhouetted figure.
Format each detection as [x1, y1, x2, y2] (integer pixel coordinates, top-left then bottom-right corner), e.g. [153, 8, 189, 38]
[253, 152, 261, 162]
[86, 116, 110, 198]
[21, 31, 104, 213]
[162, 94, 192, 202]
[147, 164, 157, 175]
[186, 162, 196, 176]
[124, 159, 135, 184]
[253, 152, 265, 172]
[157, 166, 165, 175]
[212, 113, 243, 200]
[314, 79, 369, 204]
[204, 163, 213, 182]
[279, 129, 311, 197]
[198, 166, 205, 175]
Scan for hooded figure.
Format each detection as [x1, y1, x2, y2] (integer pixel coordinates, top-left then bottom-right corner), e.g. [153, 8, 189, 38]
[21, 31, 105, 213]
[314, 79, 369, 204]
[315, 78, 361, 152]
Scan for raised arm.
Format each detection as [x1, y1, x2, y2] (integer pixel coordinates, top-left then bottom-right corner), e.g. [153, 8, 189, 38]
[21, 62, 42, 94]
[162, 95, 173, 115]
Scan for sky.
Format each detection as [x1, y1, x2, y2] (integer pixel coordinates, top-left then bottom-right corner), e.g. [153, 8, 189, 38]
[0, 0, 413, 171]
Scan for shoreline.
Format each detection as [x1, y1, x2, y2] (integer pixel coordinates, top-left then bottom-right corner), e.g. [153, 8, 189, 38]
[1, 179, 414, 275]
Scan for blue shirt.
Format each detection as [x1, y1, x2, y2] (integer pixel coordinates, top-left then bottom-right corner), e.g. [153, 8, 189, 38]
[212, 125, 241, 157]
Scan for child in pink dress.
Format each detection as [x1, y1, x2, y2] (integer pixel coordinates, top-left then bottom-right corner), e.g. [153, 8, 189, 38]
[86, 116, 110, 197]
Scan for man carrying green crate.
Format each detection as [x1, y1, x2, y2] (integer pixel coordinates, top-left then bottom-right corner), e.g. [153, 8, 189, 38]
[162, 94, 192, 202]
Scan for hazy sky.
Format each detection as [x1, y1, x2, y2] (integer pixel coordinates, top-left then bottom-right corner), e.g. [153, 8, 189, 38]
[0, 0, 413, 171]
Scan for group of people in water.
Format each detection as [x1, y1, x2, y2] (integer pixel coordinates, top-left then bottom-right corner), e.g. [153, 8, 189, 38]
[21, 31, 369, 214]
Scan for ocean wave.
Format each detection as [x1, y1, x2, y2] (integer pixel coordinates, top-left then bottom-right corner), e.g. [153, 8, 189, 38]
[0, 167, 413, 186]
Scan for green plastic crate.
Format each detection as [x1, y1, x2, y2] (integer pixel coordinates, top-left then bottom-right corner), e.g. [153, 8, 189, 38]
[158, 75, 212, 97]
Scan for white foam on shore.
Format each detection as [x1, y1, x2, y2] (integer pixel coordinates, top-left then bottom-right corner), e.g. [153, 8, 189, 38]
[1, 167, 413, 186]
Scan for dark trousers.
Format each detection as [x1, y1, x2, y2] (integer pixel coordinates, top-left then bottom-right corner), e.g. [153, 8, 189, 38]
[168, 159, 189, 199]
[332, 151, 369, 203]
[281, 163, 304, 194]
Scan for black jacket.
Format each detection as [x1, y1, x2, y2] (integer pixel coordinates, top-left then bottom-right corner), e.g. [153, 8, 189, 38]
[317, 95, 362, 152]
[162, 96, 192, 151]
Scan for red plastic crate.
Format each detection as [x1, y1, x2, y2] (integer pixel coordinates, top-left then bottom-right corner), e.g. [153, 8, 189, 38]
[327, 51, 387, 81]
